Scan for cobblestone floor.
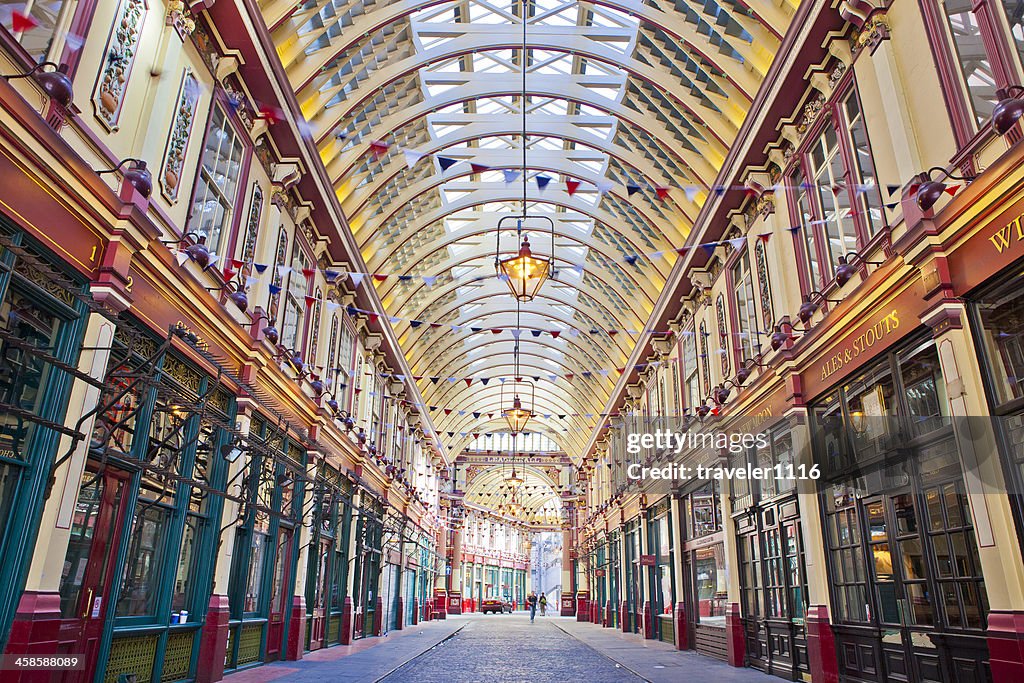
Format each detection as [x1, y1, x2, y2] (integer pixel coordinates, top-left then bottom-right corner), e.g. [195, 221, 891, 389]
[381, 614, 644, 683]
[224, 613, 778, 683]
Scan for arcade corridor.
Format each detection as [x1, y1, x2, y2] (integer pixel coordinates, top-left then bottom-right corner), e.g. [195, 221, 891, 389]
[222, 614, 776, 683]
[5, 1, 1024, 683]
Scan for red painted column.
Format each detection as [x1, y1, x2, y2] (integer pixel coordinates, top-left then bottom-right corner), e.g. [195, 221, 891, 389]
[805, 604, 840, 683]
[724, 602, 745, 667]
[195, 594, 230, 683]
[620, 600, 629, 633]
[673, 601, 688, 651]
[988, 610, 1024, 683]
[576, 592, 589, 622]
[642, 600, 653, 639]
[285, 596, 305, 661]
[411, 599, 419, 626]
[395, 597, 404, 631]
[340, 596, 353, 645]
[3, 592, 62, 683]
[373, 596, 384, 636]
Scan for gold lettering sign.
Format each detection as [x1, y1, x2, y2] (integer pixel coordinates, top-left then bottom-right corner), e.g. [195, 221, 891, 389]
[988, 213, 1024, 253]
[820, 309, 901, 382]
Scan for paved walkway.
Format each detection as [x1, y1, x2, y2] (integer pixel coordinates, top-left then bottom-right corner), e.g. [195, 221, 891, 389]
[224, 613, 778, 683]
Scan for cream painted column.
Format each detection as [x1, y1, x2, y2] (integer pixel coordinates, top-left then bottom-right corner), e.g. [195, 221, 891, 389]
[212, 410, 253, 595]
[561, 527, 573, 613]
[24, 312, 115, 593]
[291, 453, 321, 598]
[788, 408, 832, 611]
[925, 304, 1024, 610]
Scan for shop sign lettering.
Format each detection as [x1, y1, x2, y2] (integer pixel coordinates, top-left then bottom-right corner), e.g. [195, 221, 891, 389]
[989, 215, 1024, 253]
[820, 310, 901, 382]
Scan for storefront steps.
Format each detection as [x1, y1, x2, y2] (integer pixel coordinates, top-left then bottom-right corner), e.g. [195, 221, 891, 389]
[222, 618, 464, 683]
[553, 618, 779, 683]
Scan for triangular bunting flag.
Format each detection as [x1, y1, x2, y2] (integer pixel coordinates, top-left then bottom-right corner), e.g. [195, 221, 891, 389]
[536, 175, 551, 191]
[438, 156, 458, 171]
[565, 179, 581, 196]
[403, 149, 426, 168]
[626, 183, 641, 196]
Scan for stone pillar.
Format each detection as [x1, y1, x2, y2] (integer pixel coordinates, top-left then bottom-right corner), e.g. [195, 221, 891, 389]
[340, 596, 353, 645]
[560, 528, 575, 616]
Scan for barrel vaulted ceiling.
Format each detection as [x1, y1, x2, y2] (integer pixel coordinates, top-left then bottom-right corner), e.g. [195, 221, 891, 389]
[259, 0, 797, 467]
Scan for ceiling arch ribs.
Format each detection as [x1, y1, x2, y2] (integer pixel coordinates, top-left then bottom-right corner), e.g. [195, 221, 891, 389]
[254, 0, 799, 517]
[322, 78, 723, 188]
[386, 263, 646, 337]
[345, 144, 698, 233]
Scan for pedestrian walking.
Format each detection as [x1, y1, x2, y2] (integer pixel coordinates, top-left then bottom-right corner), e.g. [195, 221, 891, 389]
[539, 593, 547, 617]
[527, 592, 538, 622]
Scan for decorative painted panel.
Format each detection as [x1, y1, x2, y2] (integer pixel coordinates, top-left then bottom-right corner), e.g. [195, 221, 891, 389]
[310, 287, 323, 362]
[270, 227, 288, 318]
[241, 183, 264, 263]
[160, 69, 200, 201]
[755, 239, 774, 330]
[699, 321, 710, 395]
[93, 0, 146, 131]
[716, 294, 730, 377]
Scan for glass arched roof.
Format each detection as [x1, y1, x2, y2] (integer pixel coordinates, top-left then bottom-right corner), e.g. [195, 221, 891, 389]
[261, 0, 797, 473]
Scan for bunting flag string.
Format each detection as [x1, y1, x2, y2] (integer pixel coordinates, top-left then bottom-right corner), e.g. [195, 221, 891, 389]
[184, 201, 895, 291]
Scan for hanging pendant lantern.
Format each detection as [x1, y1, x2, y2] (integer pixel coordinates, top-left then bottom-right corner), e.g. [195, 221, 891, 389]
[506, 462, 524, 486]
[502, 393, 533, 434]
[495, 215, 555, 302]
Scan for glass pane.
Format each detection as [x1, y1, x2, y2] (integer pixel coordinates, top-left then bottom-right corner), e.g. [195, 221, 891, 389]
[245, 532, 269, 612]
[116, 505, 169, 617]
[941, 0, 998, 125]
[59, 473, 104, 617]
[1, 0, 71, 62]
[901, 537, 926, 580]
[171, 517, 197, 614]
[906, 582, 934, 625]
[974, 273, 1024, 405]
[844, 93, 884, 236]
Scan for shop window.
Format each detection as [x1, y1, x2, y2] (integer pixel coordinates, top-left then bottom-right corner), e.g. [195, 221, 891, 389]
[2, 1, 79, 63]
[788, 88, 884, 292]
[116, 505, 170, 617]
[685, 482, 722, 539]
[187, 105, 246, 257]
[732, 249, 758, 362]
[695, 544, 727, 623]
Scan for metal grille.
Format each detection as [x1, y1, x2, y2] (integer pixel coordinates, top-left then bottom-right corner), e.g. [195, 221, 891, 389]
[105, 634, 158, 683]
[327, 615, 341, 643]
[224, 627, 235, 668]
[237, 623, 263, 665]
[160, 631, 194, 682]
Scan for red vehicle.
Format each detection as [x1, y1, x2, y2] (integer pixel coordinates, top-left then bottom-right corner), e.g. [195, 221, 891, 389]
[480, 597, 513, 614]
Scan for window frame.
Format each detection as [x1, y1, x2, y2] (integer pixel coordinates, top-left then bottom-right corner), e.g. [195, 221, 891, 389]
[785, 81, 887, 295]
[186, 95, 251, 259]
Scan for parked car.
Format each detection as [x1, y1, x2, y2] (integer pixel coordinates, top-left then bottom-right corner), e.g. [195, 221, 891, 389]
[480, 597, 513, 614]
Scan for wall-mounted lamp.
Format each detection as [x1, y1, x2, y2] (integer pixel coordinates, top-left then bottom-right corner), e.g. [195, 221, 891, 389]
[992, 86, 1024, 136]
[797, 290, 843, 325]
[736, 356, 771, 385]
[251, 313, 279, 345]
[97, 158, 153, 199]
[220, 441, 246, 463]
[835, 250, 884, 287]
[2, 62, 73, 109]
[769, 325, 791, 351]
[913, 167, 976, 213]
[162, 232, 211, 269]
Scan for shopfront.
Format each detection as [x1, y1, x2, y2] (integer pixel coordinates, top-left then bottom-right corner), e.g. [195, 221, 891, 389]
[967, 263, 1024, 556]
[225, 415, 304, 670]
[304, 466, 353, 651]
[64, 319, 237, 683]
[810, 334, 990, 683]
[352, 494, 384, 638]
[0, 225, 89, 652]
[728, 390, 810, 679]
[622, 517, 643, 634]
[647, 498, 675, 644]
[680, 481, 728, 660]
